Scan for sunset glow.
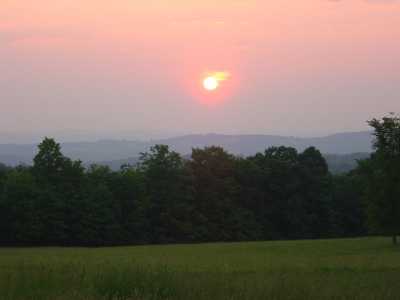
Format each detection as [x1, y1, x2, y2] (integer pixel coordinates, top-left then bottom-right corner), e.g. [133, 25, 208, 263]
[1, 0, 400, 136]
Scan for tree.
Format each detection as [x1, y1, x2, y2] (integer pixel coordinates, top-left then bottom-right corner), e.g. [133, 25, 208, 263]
[238, 148, 293, 240]
[0, 167, 42, 245]
[298, 147, 331, 238]
[360, 114, 400, 244]
[139, 145, 195, 243]
[0, 136, 375, 246]
[234, 157, 268, 239]
[33, 138, 68, 184]
[241, 146, 333, 240]
[254, 147, 304, 239]
[189, 146, 260, 241]
[0, 162, 9, 179]
[82, 165, 123, 246]
[32, 138, 85, 245]
[109, 166, 149, 244]
[330, 173, 366, 237]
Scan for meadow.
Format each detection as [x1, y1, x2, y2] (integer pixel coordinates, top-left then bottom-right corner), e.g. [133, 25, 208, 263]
[1, 237, 399, 300]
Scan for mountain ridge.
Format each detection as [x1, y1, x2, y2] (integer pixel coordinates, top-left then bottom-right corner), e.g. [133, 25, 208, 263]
[0, 131, 373, 167]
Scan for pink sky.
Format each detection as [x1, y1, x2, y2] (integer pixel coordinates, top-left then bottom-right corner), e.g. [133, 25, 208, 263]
[1, 0, 400, 141]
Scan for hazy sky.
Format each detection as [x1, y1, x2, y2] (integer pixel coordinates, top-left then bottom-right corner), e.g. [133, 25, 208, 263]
[1, 0, 399, 142]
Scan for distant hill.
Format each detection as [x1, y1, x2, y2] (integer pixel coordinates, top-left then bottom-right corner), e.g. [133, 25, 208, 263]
[90, 152, 371, 174]
[0, 131, 373, 169]
[324, 153, 370, 174]
[155, 131, 373, 156]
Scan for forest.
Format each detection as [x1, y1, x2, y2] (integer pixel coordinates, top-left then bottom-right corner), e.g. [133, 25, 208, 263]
[0, 115, 399, 246]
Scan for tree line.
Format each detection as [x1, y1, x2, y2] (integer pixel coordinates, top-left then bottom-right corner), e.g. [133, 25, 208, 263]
[0, 115, 399, 246]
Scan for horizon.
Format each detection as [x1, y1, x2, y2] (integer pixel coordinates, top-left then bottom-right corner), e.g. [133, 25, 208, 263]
[0, 130, 373, 168]
[0, 128, 373, 145]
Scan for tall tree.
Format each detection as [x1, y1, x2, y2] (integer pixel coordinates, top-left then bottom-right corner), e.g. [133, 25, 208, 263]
[360, 114, 400, 244]
[139, 145, 195, 243]
[298, 147, 331, 238]
[189, 146, 260, 241]
[330, 173, 366, 237]
[110, 166, 149, 244]
[33, 138, 68, 185]
[261, 146, 303, 239]
[32, 138, 85, 245]
[0, 167, 42, 245]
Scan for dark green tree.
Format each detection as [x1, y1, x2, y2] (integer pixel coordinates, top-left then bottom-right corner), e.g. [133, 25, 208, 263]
[33, 138, 68, 184]
[139, 145, 195, 243]
[0, 137, 375, 246]
[0, 162, 9, 179]
[0, 167, 42, 245]
[330, 173, 366, 237]
[110, 166, 149, 244]
[79, 165, 122, 246]
[253, 147, 303, 239]
[298, 147, 331, 238]
[189, 146, 261, 241]
[359, 114, 400, 244]
[32, 138, 85, 245]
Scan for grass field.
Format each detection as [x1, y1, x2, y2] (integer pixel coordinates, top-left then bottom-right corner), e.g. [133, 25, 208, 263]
[1, 237, 399, 300]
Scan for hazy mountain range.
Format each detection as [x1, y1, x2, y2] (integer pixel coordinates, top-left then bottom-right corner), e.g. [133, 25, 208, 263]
[0, 131, 373, 173]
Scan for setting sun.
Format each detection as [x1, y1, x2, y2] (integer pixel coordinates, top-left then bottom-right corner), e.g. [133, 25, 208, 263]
[202, 72, 231, 92]
[203, 76, 219, 91]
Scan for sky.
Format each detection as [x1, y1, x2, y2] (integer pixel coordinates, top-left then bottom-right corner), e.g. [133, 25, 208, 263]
[1, 0, 399, 142]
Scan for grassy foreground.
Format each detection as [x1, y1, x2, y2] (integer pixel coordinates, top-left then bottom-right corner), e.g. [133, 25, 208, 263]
[0, 237, 399, 300]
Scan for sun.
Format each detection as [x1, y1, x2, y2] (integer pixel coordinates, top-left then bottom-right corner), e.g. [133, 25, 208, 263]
[202, 72, 230, 92]
[203, 76, 219, 91]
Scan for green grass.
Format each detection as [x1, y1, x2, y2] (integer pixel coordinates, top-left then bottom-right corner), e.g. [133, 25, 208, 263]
[0, 237, 399, 299]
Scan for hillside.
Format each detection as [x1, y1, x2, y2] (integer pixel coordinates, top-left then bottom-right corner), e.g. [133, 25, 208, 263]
[0, 131, 373, 167]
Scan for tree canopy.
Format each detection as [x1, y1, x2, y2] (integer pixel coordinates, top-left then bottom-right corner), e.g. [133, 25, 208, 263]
[2, 113, 399, 247]
[357, 114, 400, 244]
